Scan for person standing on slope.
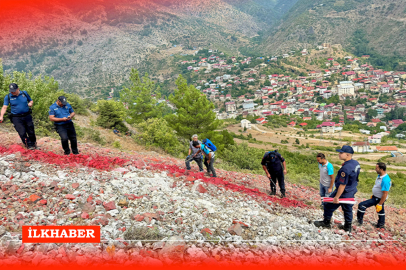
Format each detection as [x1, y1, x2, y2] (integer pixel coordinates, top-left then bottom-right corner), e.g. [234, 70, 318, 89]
[49, 96, 79, 155]
[317, 153, 335, 208]
[314, 145, 361, 233]
[356, 162, 391, 229]
[185, 134, 204, 172]
[261, 150, 287, 198]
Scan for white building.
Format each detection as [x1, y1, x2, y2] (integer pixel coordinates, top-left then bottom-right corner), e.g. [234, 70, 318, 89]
[241, 119, 251, 129]
[225, 102, 236, 113]
[337, 81, 355, 96]
[368, 134, 382, 144]
[352, 142, 371, 153]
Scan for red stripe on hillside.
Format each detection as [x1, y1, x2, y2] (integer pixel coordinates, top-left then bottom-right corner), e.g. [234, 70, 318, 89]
[0, 145, 129, 171]
[0, 144, 308, 209]
[149, 163, 308, 209]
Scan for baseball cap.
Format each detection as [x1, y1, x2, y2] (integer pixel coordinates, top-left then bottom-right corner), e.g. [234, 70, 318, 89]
[9, 83, 19, 93]
[336, 145, 354, 154]
[58, 96, 67, 106]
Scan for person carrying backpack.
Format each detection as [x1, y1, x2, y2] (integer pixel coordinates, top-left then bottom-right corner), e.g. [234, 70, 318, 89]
[0, 83, 37, 150]
[261, 150, 287, 197]
[194, 139, 217, 178]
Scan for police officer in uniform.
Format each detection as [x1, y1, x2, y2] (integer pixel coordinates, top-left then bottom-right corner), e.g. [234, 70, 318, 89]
[314, 145, 361, 233]
[48, 96, 79, 155]
[261, 150, 287, 197]
[0, 83, 37, 149]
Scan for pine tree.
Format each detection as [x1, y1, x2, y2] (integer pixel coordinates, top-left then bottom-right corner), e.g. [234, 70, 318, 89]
[96, 100, 128, 132]
[166, 75, 220, 141]
[120, 69, 163, 124]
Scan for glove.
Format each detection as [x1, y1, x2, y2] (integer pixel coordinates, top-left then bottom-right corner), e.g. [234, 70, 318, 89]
[376, 204, 382, 213]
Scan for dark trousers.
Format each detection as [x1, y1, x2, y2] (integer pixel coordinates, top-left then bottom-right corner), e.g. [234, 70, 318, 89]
[185, 156, 204, 171]
[11, 115, 36, 147]
[269, 171, 285, 194]
[55, 122, 78, 155]
[204, 157, 216, 177]
[324, 202, 354, 225]
[357, 195, 385, 226]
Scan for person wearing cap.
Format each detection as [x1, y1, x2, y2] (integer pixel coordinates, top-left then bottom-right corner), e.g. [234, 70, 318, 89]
[356, 162, 391, 229]
[314, 145, 361, 233]
[194, 142, 217, 178]
[0, 83, 37, 149]
[48, 96, 79, 155]
[185, 134, 204, 172]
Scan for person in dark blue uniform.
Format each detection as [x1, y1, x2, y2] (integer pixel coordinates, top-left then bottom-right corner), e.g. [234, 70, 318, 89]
[261, 150, 288, 198]
[314, 145, 361, 233]
[48, 96, 79, 155]
[0, 83, 37, 149]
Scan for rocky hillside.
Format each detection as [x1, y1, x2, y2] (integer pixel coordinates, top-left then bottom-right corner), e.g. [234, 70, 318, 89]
[260, 0, 406, 57]
[0, 0, 295, 98]
[0, 129, 406, 266]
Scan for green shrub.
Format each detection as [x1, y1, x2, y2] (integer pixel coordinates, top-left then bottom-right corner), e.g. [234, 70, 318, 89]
[112, 140, 121, 149]
[221, 143, 263, 171]
[76, 126, 106, 145]
[135, 118, 183, 156]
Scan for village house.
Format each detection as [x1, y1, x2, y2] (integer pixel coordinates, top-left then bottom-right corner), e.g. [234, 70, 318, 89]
[376, 146, 398, 152]
[368, 134, 382, 144]
[225, 102, 236, 113]
[352, 142, 371, 153]
[241, 119, 251, 129]
[321, 122, 335, 133]
[256, 117, 266, 124]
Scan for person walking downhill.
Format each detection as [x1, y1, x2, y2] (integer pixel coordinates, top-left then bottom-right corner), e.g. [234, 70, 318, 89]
[314, 146, 361, 233]
[0, 83, 37, 149]
[356, 162, 391, 229]
[185, 134, 204, 172]
[317, 153, 335, 208]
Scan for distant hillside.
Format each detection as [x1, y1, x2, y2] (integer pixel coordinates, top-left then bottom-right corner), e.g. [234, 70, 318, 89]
[260, 0, 406, 59]
[0, 0, 294, 98]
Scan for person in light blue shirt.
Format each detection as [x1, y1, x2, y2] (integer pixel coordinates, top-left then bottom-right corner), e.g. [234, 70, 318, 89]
[317, 153, 335, 207]
[193, 141, 216, 177]
[357, 162, 391, 229]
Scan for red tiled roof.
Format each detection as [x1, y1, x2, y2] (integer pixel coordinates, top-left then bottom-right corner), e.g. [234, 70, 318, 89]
[376, 146, 398, 151]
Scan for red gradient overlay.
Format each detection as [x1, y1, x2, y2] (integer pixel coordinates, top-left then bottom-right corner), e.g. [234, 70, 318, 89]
[0, 261, 405, 268]
[22, 226, 101, 243]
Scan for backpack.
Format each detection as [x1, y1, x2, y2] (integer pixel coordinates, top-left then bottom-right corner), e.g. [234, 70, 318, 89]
[202, 138, 217, 152]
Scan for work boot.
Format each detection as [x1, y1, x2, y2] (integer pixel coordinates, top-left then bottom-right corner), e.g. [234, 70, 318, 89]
[268, 190, 276, 196]
[338, 223, 352, 233]
[314, 219, 331, 229]
[281, 191, 286, 198]
[356, 220, 363, 227]
[376, 224, 385, 229]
